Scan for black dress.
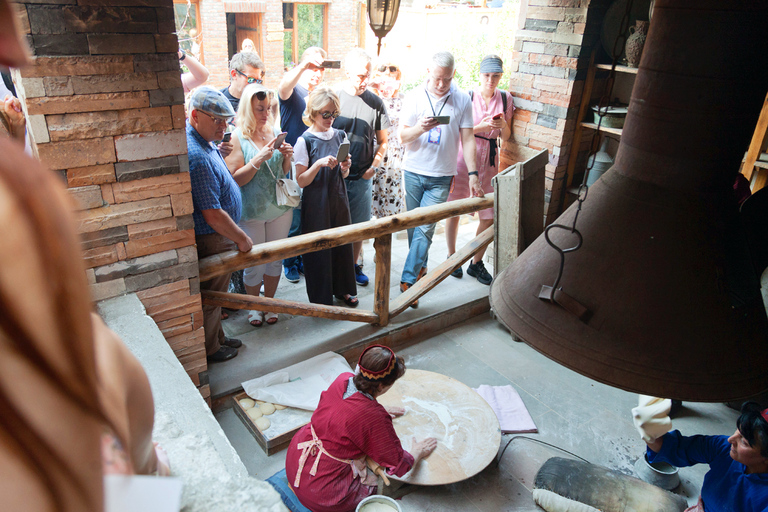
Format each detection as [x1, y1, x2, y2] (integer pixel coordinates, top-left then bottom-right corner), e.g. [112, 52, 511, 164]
[300, 129, 357, 305]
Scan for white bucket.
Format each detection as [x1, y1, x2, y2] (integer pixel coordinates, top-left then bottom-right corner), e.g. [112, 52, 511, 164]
[356, 495, 402, 512]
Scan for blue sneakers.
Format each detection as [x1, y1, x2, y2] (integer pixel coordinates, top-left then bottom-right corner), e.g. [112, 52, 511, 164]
[284, 265, 300, 283]
[355, 264, 369, 286]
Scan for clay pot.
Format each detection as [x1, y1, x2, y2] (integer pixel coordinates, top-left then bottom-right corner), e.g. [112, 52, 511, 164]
[625, 20, 649, 68]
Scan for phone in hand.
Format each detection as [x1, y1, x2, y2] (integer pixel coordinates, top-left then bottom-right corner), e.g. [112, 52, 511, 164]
[429, 116, 450, 125]
[273, 132, 287, 148]
[492, 113, 503, 120]
[321, 60, 341, 69]
[336, 141, 350, 163]
[221, 132, 232, 143]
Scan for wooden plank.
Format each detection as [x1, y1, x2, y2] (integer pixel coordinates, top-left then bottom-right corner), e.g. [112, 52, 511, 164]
[595, 63, 639, 74]
[580, 121, 623, 137]
[199, 196, 494, 282]
[565, 48, 597, 189]
[390, 227, 494, 318]
[742, 92, 768, 182]
[201, 291, 379, 323]
[493, 163, 521, 277]
[373, 234, 392, 326]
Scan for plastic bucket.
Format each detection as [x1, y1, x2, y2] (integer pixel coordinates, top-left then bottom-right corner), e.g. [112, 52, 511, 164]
[356, 495, 402, 512]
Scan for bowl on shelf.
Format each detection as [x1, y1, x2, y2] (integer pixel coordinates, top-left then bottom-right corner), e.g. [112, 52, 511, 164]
[591, 105, 628, 128]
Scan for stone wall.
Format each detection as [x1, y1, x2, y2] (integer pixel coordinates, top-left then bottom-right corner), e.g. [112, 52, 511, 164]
[12, 0, 210, 402]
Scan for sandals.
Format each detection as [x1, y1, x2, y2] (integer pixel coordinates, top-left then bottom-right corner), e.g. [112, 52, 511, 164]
[248, 310, 264, 327]
[264, 312, 279, 325]
[335, 294, 359, 308]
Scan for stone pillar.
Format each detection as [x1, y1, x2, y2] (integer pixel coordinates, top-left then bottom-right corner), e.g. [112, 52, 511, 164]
[12, 0, 211, 402]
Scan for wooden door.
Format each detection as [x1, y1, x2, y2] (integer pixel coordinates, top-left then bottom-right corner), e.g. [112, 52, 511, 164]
[235, 13, 262, 57]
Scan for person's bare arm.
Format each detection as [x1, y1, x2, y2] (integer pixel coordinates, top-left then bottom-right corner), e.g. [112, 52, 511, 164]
[362, 129, 388, 180]
[278, 53, 324, 100]
[200, 209, 253, 252]
[179, 50, 209, 92]
[409, 437, 438, 468]
[461, 127, 483, 197]
[224, 134, 245, 175]
[399, 117, 440, 145]
[296, 155, 338, 188]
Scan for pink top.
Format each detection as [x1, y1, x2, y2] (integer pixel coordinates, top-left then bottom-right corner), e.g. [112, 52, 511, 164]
[456, 87, 515, 177]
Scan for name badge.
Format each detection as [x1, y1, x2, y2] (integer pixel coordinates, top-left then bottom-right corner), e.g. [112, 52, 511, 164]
[428, 127, 442, 145]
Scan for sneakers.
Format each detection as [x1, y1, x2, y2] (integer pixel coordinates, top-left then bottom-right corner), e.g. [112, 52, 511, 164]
[355, 264, 369, 286]
[297, 258, 305, 275]
[284, 264, 300, 283]
[450, 265, 463, 279]
[207, 345, 238, 363]
[467, 260, 492, 285]
[222, 337, 242, 348]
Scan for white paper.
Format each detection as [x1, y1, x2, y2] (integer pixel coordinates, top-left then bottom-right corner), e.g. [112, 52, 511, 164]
[241, 351, 352, 410]
[104, 475, 183, 512]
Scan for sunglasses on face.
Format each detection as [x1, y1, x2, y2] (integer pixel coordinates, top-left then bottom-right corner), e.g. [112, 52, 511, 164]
[319, 110, 340, 119]
[378, 65, 398, 73]
[198, 110, 231, 125]
[236, 69, 263, 84]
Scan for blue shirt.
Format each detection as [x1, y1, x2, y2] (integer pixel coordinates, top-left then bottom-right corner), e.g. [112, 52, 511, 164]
[648, 430, 768, 511]
[186, 122, 242, 235]
[279, 84, 309, 146]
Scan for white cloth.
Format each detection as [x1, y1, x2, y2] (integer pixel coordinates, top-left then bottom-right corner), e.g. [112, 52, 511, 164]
[632, 395, 672, 442]
[400, 82, 474, 177]
[294, 127, 348, 167]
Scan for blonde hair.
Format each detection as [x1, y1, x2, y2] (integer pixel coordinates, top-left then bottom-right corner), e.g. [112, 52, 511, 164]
[302, 85, 340, 127]
[237, 83, 275, 141]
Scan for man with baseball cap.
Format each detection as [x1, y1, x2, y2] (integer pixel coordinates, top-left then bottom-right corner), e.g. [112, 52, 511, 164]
[187, 87, 253, 363]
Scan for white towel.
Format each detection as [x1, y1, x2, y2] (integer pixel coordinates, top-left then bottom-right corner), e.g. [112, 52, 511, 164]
[474, 384, 538, 434]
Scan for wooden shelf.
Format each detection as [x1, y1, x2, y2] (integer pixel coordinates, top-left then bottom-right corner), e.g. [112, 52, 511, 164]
[595, 63, 639, 74]
[754, 160, 768, 170]
[580, 121, 623, 137]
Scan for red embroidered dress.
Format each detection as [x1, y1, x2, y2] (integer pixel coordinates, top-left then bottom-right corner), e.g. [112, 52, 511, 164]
[285, 372, 414, 512]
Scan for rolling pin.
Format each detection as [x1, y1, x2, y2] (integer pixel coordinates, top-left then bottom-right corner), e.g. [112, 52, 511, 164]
[366, 456, 390, 486]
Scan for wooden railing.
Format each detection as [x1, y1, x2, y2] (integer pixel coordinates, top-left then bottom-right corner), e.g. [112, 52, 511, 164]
[198, 195, 494, 326]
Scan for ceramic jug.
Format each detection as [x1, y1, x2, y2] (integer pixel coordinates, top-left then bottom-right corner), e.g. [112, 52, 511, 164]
[625, 20, 649, 68]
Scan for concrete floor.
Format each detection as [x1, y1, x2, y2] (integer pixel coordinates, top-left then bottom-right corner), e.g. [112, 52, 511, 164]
[214, 216, 751, 511]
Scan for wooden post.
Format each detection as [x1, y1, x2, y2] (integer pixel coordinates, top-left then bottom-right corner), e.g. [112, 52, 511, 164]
[373, 234, 392, 326]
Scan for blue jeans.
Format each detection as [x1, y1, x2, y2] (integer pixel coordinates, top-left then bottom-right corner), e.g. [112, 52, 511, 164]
[283, 206, 302, 269]
[345, 176, 372, 225]
[401, 171, 453, 285]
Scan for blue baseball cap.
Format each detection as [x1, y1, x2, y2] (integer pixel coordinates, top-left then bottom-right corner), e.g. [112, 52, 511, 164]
[189, 86, 236, 120]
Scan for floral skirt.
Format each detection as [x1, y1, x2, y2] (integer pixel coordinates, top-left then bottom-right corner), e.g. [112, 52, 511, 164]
[371, 165, 404, 218]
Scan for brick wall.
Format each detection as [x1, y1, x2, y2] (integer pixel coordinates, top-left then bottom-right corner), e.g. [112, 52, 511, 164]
[12, 0, 210, 402]
[502, 0, 604, 224]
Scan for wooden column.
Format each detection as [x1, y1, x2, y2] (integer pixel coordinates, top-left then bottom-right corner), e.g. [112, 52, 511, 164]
[373, 233, 392, 326]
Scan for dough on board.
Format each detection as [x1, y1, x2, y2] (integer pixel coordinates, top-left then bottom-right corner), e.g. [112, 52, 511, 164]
[255, 417, 271, 431]
[239, 398, 255, 410]
[247, 407, 263, 420]
[259, 402, 276, 415]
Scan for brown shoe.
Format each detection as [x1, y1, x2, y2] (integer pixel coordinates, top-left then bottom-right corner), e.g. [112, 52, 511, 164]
[400, 282, 418, 309]
[417, 266, 427, 281]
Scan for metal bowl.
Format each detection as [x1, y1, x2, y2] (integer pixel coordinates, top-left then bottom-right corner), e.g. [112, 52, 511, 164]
[592, 105, 628, 128]
[634, 452, 680, 490]
[356, 495, 402, 512]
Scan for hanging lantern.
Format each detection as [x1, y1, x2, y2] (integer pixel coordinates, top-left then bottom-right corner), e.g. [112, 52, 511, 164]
[367, 0, 401, 56]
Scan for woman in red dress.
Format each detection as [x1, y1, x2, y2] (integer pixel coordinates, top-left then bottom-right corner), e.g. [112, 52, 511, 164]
[285, 345, 437, 512]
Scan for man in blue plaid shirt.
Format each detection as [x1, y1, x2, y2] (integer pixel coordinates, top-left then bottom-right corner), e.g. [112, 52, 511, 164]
[187, 87, 253, 363]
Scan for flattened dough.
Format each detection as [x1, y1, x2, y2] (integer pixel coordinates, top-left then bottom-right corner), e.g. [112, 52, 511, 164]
[239, 398, 255, 410]
[360, 503, 398, 512]
[274, 404, 287, 410]
[532, 489, 601, 512]
[255, 417, 271, 431]
[259, 402, 276, 415]
[247, 407, 263, 420]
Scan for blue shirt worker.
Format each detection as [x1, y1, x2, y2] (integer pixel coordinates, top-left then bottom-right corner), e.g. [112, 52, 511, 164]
[187, 87, 252, 363]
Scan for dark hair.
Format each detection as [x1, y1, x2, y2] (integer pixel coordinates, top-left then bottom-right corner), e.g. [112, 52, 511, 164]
[736, 401, 768, 458]
[353, 347, 406, 396]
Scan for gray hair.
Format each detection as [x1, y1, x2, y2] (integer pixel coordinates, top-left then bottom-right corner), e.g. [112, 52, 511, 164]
[229, 51, 265, 73]
[431, 51, 455, 72]
[345, 47, 372, 69]
[300, 46, 327, 62]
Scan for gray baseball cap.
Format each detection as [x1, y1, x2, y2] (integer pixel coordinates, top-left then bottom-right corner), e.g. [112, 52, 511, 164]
[189, 86, 236, 120]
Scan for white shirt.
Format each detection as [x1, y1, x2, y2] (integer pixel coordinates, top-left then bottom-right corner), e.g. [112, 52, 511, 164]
[294, 127, 348, 167]
[400, 82, 474, 177]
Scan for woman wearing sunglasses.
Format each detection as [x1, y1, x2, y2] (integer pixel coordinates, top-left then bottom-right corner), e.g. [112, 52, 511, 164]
[225, 84, 294, 327]
[294, 85, 358, 307]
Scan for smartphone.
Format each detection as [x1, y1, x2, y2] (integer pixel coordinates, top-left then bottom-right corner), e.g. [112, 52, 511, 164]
[336, 141, 350, 163]
[273, 132, 287, 148]
[429, 116, 450, 125]
[492, 113, 503, 120]
[221, 132, 232, 143]
[321, 60, 341, 69]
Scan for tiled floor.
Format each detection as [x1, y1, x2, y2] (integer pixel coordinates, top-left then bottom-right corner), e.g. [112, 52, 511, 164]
[214, 216, 752, 511]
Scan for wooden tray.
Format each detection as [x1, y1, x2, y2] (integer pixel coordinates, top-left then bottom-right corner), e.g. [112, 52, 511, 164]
[232, 392, 312, 456]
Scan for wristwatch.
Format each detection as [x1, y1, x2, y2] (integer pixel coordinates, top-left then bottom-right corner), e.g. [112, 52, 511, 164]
[179, 49, 186, 61]
[468, 171, 479, 176]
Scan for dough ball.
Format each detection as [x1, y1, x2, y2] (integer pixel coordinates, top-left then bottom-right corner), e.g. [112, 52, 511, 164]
[247, 407, 263, 420]
[274, 404, 287, 410]
[239, 398, 255, 410]
[256, 400, 266, 405]
[255, 417, 271, 431]
[259, 402, 276, 415]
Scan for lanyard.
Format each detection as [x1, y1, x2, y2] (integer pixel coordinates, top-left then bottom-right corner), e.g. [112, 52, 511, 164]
[426, 88, 450, 117]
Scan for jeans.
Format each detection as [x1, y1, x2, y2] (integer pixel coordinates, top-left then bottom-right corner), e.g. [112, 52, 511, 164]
[283, 206, 302, 269]
[401, 171, 453, 285]
[345, 176, 373, 225]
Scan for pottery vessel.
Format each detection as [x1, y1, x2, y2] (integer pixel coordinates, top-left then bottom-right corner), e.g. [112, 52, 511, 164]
[586, 137, 614, 186]
[634, 453, 680, 490]
[625, 20, 649, 67]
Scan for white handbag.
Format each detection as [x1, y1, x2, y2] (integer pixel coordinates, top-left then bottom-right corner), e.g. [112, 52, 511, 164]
[266, 160, 301, 208]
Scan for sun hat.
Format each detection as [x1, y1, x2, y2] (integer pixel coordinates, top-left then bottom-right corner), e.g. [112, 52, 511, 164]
[479, 55, 504, 74]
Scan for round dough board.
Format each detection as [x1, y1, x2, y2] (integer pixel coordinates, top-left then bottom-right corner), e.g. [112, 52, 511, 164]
[377, 369, 501, 486]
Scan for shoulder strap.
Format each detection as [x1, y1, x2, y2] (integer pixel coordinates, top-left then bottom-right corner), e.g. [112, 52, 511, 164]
[468, 90, 473, 101]
[498, 89, 507, 113]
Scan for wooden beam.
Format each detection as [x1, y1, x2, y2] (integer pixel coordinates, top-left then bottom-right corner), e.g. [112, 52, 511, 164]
[199, 196, 494, 281]
[389, 227, 494, 318]
[373, 234, 392, 326]
[201, 291, 379, 323]
[743, 92, 768, 182]
[565, 48, 597, 189]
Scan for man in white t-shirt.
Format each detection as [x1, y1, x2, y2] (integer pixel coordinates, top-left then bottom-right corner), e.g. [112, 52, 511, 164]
[398, 51, 481, 308]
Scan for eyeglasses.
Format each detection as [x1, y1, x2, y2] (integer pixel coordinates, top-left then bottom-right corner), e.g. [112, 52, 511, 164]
[197, 110, 231, 125]
[378, 65, 398, 73]
[236, 69, 263, 84]
[319, 110, 340, 119]
[253, 90, 269, 101]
